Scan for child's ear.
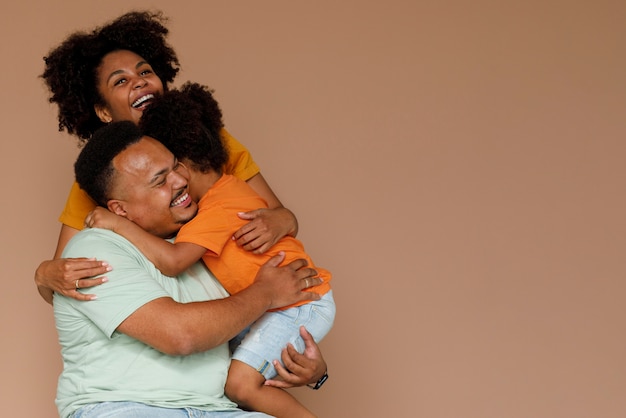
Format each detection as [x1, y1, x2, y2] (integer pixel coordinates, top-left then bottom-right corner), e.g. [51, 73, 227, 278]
[95, 104, 113, 123]
[107, 200, 127, 217]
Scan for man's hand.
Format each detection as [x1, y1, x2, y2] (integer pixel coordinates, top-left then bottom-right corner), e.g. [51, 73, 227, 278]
[35, 258, 111, 303]
[233, 207, 298, 254]
[254, 252, 322, 311]
[265, 326, 328, 388]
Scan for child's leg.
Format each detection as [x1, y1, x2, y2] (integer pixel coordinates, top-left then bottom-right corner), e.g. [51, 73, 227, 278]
[225, 359, 316, 418]
[227, 294, 335, 417]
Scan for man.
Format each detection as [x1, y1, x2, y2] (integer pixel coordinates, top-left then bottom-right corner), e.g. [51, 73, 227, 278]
[54, 121, 326, 418]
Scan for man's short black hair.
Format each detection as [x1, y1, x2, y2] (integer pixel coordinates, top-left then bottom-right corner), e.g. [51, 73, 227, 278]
[75, 121, 143, 207]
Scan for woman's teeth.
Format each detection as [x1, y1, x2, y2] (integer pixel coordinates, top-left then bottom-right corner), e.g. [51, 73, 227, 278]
[132, 94, 154, 108]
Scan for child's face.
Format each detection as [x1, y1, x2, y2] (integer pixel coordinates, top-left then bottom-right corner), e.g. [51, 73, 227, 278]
[180, 159, 215, 203]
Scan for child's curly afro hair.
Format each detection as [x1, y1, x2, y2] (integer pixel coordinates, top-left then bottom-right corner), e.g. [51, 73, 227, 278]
[140, 82, 229, 174]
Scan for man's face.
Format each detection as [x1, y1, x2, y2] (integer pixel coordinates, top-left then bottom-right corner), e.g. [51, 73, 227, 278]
[108, 136, 197, 238]
[94, 49, 164, 124]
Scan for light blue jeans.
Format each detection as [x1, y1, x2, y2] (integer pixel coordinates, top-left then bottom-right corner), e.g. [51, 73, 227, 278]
[70, 402, 272, 417]
[231, 291, 335, 380]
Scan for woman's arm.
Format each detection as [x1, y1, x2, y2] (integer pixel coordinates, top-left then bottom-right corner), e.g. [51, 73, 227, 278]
[246, 172, 284, 210]
[54, 223, 79, 258]
[86, 207, 206, 277]
[235, 173, 299, 254]
[34, 224, 111, 303]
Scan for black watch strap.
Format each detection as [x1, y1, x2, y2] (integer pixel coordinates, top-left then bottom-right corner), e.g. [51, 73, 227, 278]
[307, 371, 328, 390]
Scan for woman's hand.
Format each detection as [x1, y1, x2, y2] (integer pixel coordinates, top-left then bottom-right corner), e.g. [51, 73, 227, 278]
[233, 207, 298, 254]
[35, 257, 111, 303]
[264, 326, 328, 388]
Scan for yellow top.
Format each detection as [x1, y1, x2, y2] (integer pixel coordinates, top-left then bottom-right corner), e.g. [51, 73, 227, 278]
[59, 128, 260, 230]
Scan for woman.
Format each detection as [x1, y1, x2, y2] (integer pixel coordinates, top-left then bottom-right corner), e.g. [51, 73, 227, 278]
[35, 10, 326, 388]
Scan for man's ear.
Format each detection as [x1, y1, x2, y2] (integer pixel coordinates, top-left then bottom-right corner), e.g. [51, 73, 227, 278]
[107, 200, 127, 217]
[95, 104, 113, 123]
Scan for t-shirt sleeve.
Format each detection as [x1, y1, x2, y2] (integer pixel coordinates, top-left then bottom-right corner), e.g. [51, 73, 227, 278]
[176, 204, 234, 257]
[221, 128, 261, 181]
[58, 182, 97, 231]
[61, 230, 170, 338]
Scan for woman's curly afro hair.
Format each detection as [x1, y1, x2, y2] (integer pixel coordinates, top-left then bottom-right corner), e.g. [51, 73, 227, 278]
[41, 10, 180, 142]
[140, 82, 229, 174]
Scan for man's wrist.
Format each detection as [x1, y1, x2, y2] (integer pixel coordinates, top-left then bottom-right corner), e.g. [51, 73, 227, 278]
[307, 370, 328, 390]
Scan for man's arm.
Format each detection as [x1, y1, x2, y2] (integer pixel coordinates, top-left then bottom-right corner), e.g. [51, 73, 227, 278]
[117, 253, 321, 355]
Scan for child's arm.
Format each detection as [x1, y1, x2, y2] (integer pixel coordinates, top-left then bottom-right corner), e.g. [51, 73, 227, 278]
[85, 207, 206, 277]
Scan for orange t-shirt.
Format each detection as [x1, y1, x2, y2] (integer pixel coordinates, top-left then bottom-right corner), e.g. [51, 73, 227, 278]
[59, 128, 260, 230]
[176, 174, 331, 310]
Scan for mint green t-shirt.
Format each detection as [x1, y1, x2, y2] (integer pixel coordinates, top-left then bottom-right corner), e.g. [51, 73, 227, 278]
[54, 228, 238, 418]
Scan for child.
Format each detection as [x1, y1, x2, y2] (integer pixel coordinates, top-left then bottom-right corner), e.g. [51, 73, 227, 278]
[87, 82, 335, 418]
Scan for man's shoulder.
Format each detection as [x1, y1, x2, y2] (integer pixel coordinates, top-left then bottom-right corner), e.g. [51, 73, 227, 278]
[63, 228, 141, 258]
[60, 228, 170, 299]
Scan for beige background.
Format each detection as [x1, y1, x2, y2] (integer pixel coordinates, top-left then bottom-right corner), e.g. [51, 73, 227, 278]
[1, 0, 625, 417]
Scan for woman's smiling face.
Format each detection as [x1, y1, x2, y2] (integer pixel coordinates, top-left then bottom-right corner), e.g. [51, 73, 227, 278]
[94, 49, 164, 125]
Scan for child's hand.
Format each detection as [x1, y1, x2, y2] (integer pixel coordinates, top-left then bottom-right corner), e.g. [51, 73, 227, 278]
[85, 207, 125, 232]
